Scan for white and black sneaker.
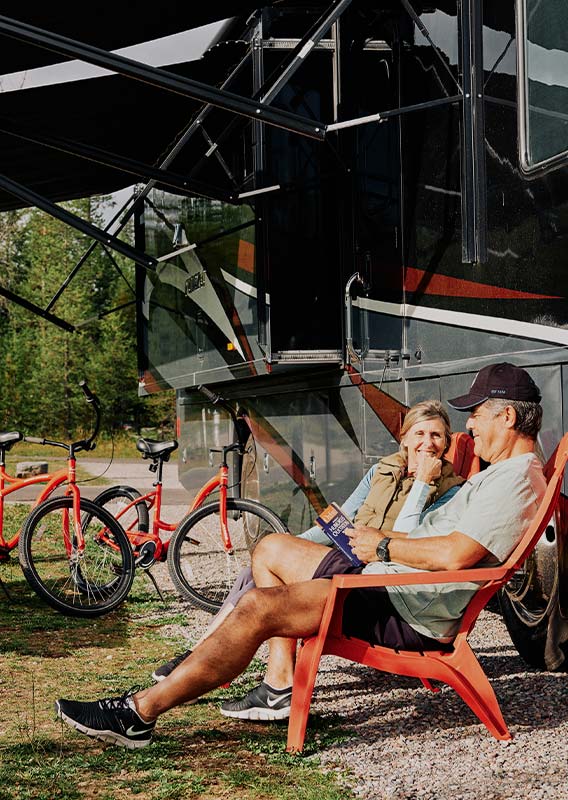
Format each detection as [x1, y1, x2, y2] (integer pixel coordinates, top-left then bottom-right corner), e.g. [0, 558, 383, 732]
[220, 682, 292, 721]
[151, 649, 192, 682]
[55, 688, 155, 749]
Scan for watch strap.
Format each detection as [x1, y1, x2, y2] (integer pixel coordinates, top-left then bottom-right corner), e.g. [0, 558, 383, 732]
[376, 536, 392, 562]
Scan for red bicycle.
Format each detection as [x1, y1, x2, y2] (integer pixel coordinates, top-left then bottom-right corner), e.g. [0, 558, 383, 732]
[94, 386, 287, 613]
[1, 382, 135, 617]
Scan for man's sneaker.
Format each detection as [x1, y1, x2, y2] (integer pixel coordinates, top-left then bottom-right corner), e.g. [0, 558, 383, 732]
[55, 689, 155, 749]
[220, 682, 292, 721]
[152, 649, 192, 682]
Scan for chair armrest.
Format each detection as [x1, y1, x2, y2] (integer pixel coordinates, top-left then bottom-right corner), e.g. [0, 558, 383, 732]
[330, 566, 506, 590]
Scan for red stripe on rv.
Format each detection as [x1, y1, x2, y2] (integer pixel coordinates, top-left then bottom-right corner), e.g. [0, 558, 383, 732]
[242, 412, 327, 514]
[237, 240, 255, 273]
[404, 267, 561, 300]
[346, 366, 406, 441]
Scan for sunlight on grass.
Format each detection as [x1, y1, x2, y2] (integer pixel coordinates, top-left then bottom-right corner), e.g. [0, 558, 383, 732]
[0, 578, 354, 800]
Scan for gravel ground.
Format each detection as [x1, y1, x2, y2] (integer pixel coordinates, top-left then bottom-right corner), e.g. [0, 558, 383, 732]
[153, 575, 568, 800]
[300, 608, 568, 800]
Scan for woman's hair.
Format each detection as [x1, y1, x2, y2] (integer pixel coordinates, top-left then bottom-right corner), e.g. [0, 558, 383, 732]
[399, 400, 452, 461]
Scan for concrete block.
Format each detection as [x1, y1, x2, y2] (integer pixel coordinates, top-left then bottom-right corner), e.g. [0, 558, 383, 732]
[16, 462, 49, 478]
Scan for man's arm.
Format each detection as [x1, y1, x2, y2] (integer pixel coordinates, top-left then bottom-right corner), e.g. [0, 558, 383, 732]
[347, 526, 491, 571]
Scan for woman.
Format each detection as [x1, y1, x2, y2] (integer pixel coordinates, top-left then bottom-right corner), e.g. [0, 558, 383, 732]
[304, 399, 463, 542]
[153, 400, 464, 685]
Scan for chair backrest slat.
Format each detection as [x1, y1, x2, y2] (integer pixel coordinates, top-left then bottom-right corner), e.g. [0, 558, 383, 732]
[447, 432, 480, 479]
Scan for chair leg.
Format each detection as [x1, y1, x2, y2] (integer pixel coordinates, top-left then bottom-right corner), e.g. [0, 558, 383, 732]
[442, 646, 512, 740]
[286, 638, 324, 753]
[421, 678, 440, 693]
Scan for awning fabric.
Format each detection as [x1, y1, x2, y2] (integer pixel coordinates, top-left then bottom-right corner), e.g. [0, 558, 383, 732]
[0, 2, 464, 210]
[0, 4, 275, 210]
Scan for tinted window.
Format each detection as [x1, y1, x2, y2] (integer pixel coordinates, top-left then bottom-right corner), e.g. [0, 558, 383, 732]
[519, 0, 568, 171]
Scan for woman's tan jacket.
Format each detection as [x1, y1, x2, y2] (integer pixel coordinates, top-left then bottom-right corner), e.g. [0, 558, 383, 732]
[354, 452, 464, 531]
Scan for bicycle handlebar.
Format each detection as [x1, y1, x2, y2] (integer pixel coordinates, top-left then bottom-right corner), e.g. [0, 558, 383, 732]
[197, 385, 220, 404]
[198, 385, 240, 431]
[79, 380, 96, 403]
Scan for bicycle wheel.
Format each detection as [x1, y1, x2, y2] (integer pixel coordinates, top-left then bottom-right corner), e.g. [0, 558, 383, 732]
[18, 496, 135, 617]
[93, 485, 150, 536]
[167, 498, 287, 613]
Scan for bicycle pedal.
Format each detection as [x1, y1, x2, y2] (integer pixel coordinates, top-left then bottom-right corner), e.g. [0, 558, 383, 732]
[0, 546, 11, 563]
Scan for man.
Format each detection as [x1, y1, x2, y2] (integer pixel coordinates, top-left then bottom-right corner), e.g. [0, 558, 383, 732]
[56, 362, 546, 748]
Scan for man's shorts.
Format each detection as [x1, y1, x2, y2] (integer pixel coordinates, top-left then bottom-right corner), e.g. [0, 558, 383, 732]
[312, 549, 452, 652]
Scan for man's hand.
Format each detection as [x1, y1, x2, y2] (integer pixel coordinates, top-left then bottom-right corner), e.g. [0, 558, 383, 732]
[414, 453, 442, 483]
[346, 526, 384, 563]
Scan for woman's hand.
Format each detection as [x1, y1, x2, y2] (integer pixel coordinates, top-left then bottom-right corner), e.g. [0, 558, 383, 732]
[414, 453, 442, 483]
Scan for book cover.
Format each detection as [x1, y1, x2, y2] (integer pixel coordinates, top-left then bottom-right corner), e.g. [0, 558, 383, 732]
[315, 502, 363, 567]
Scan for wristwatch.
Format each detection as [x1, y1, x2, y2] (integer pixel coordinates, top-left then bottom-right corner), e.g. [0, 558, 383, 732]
[376, 536, 392, 563]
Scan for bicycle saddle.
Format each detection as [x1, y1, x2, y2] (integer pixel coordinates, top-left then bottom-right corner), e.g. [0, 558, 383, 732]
[136, 438, 179, 460]
[0, 431, 23, 449]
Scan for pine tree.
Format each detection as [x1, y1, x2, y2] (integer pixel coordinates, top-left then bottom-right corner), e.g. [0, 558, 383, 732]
[0, 196, 174, 437]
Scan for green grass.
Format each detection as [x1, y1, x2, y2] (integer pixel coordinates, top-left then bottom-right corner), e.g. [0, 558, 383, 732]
[0, 567, 355, 800]
[5, 433, 138, 464]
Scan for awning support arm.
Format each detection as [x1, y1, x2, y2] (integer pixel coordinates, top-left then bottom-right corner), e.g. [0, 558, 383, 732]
[99, 244, 136, 295]
[74, 299, 137, 329]
[0, 284, 75, 332]
[0, 15, 326, 141]
[326, 95, 462, 131]
[0, 172, 157, 271]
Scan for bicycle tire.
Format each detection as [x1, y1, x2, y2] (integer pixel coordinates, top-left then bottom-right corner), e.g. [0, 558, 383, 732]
[93, 484, 151, 535]
[18, 496, 135, 618]
[167, 498, 287, 614]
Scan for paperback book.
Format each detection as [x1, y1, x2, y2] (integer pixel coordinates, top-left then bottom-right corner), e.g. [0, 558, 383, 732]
[315, 502, 363, 567]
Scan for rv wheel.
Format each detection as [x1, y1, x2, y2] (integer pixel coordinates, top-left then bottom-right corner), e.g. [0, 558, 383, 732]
[498, 530, 562, 669]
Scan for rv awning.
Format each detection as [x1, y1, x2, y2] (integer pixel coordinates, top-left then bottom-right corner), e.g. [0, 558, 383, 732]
[0, 2, 460, 212]
[0, 7, 267, 210]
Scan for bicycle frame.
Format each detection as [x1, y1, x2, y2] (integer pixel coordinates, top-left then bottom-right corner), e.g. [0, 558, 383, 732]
[106, 459, 234, 561]
[102, 387, 250, 563]
[0, 462, 69, 552]
[0, 381, 101, 561]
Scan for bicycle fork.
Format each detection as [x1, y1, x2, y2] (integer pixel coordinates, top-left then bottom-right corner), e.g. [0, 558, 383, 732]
[190, 445, 239, 554]
[64, 478, 86, 561]
[218, 465, 234, 554]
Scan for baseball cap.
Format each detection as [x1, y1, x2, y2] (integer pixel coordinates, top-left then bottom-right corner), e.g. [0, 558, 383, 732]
[448, 363, 541, 410]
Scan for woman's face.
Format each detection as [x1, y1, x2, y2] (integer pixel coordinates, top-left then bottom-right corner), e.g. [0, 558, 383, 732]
[402, 417, 447, 473]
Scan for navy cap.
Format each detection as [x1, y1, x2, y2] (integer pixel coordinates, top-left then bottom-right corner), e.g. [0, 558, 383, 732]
[448, 363, 541, 411]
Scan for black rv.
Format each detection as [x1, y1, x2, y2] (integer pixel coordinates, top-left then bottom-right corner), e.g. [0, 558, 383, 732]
[0, 1, 566, 668]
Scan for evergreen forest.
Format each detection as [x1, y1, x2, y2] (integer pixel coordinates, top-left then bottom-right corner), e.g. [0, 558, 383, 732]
[0, 195, 174, 439]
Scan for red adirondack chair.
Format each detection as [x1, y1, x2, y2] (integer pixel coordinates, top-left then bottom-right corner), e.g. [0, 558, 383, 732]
[446, 431, 480, 479]
[286, 433, 568, 752]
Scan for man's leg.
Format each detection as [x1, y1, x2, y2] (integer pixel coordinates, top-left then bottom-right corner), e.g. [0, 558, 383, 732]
[56, 578, 332, 747]
[153, 567, 257, 682]
[154, 536, 330, 684]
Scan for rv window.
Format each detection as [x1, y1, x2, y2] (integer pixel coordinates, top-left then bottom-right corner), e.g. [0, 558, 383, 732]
[518, 0, 568, 172]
